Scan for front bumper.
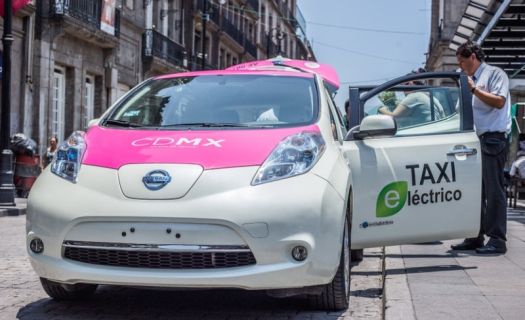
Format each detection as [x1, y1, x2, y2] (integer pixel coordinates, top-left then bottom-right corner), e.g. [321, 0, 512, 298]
[27, 165, 346, 290]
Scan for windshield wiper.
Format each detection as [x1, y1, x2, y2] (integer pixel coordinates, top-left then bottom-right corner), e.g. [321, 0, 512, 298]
[161, 122, 251, 128]
[104, 119, 144, 128]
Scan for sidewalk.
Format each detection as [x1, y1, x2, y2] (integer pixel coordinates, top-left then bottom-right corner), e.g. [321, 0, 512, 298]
[0, 197, 27, 217]
[384, 202, 525, 320]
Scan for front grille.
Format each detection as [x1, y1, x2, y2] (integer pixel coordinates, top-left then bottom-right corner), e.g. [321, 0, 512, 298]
[63, 242, 257, 269]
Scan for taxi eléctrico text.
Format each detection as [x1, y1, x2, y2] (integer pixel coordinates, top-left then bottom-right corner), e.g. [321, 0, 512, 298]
[27, 58, 481, 310]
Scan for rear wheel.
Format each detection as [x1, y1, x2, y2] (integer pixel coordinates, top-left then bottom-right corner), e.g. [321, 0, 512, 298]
[308, 216, 351, 311]
[40, 278, 97, 301]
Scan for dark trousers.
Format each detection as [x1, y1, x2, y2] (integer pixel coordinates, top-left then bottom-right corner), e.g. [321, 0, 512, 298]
[469, 132, 508, 247]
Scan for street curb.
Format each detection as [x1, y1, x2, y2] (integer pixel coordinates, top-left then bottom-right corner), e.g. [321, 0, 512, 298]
[383, 246, 416, 320]
[0, 198, 28, 217]
[0, 207, 26, 217]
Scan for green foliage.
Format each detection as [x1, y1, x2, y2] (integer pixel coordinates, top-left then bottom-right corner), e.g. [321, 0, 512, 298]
[378, 91, 397, 108]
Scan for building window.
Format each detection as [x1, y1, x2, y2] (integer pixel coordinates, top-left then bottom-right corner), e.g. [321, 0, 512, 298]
[52, 67, 66, 143]
[227, 3, 232, 20]
[438, 0, 445, 36]
[283, 33, 288, 54]
[83, 75, 95, 129]
[219, 48, 225, 69]
[174, 0, 183, 44]
[261, 5, 266, 31]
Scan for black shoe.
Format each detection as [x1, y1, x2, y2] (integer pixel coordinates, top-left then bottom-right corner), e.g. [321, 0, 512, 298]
[450, 240, 483, 251]
[476, 245, 507, 254]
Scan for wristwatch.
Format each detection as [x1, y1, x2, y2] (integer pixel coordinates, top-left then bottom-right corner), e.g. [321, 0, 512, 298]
[471, 87, 477, 94]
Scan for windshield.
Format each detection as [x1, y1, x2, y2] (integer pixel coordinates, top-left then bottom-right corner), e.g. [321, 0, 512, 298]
[105, 75, 319, 129]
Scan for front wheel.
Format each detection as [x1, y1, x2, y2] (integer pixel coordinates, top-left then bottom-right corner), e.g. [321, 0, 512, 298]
[351, 249, 364, 263]
[40, 278, 97, 301]
[308, 216, 351, 311]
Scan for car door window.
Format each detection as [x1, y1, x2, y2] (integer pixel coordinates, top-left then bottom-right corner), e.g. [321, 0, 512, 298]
[363, 78, 461, 136]
[325, 91, 347, 141]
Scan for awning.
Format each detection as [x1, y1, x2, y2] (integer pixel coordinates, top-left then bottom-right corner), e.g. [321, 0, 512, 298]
[449, 0, 525, 78]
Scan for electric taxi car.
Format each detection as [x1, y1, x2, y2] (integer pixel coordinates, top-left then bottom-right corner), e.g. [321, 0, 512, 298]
[27, 58, 481, 311]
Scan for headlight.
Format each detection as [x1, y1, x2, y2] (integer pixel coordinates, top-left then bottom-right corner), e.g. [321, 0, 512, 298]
[252, 131, 325, 185]
[51, 131, 86, 183]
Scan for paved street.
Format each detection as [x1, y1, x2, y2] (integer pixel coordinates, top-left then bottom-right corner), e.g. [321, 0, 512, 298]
[0, 215, 382, 320]
[7, 205, 525, 319]
[385, 207, 525, 320]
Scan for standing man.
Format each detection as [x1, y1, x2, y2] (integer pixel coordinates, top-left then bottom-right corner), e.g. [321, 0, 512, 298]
[451, 41, 511, 254]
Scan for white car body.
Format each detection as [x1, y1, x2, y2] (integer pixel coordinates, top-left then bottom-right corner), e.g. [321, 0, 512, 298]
[27, 61, 481, 309]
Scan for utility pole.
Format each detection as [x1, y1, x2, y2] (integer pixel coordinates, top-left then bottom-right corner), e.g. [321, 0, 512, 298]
[201, 0, 208, 70]
[0, 0, 16, 205]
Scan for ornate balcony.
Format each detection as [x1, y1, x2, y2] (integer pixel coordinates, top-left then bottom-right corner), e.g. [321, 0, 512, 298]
[196, 0, 221, 26]
[246, 0, 259, 12]
[50, 0, 120, 47]
[190, 55, 217, 71]
[271, 0, 297, 29]
[143, 30, 186, 67]
[221, 15, 244, 46]
[244, 36, 257, 58]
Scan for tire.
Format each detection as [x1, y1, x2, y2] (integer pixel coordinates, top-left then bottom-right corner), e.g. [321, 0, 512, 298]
[308, 216, 351, 311]
[351, 249, 364, 263]
[40, 278, 97, 301]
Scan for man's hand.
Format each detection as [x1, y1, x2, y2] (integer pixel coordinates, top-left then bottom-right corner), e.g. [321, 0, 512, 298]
[467, 76, 475, 91]
[469, 78, 506, 109]
[378, 106, 388, 114]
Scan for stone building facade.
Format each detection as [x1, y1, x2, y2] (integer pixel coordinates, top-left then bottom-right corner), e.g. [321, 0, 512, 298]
[425, 0, 469, 74]
[426, 0, 525, 125]
[2, 0, 316, 157]
[0, 1, 36, 145]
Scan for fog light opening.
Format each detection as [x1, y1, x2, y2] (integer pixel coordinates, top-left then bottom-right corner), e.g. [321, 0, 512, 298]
[30, 238, 44, 254]
[291, 246, 307, 261]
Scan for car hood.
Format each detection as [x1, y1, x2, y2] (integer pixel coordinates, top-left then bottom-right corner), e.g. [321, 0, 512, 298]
[82, 125, 321, 170]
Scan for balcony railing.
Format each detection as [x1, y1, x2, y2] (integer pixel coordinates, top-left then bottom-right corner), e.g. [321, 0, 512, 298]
[221, 15, 244, 46]
[259, 28, 268, 50]
[143, 30, 186, 67]
[51, 0, 120, 36]
[272, 0, 297, 29]
[196, 0, 221, 26]
[246, 0, 259, 12]
[259, 28, 281, 57]
[190, 55, 217, 71]
[244, 36, 257, 58]
[268, 38, 279, 57]
[52, 0, 100, 28]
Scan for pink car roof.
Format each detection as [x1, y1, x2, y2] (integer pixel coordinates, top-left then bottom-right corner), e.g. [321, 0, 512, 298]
[155, 58, 340, 90]
[227, 58, 340, 89]
[155, 69, 315, 79]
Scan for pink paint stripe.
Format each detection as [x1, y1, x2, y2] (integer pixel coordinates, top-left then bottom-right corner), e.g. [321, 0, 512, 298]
[83, 125, 320, 170]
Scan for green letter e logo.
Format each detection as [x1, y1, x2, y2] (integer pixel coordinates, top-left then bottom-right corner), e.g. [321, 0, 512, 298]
[376, 181, 408, 218]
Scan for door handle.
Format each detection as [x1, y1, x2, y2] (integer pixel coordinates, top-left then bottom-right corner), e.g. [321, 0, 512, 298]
[447, 146, 477, 156]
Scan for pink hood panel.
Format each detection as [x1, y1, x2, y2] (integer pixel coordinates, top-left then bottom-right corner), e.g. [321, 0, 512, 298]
[83, 125, 320, 170]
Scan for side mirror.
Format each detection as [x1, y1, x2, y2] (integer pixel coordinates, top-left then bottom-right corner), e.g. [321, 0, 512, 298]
[348, 115, 397, 140]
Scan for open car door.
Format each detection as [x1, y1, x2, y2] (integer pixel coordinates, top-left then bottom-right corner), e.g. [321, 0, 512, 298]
[343, 72, 481, 249]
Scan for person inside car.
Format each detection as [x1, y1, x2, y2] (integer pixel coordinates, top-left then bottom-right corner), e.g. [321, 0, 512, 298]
[377, 78, 445, 127]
